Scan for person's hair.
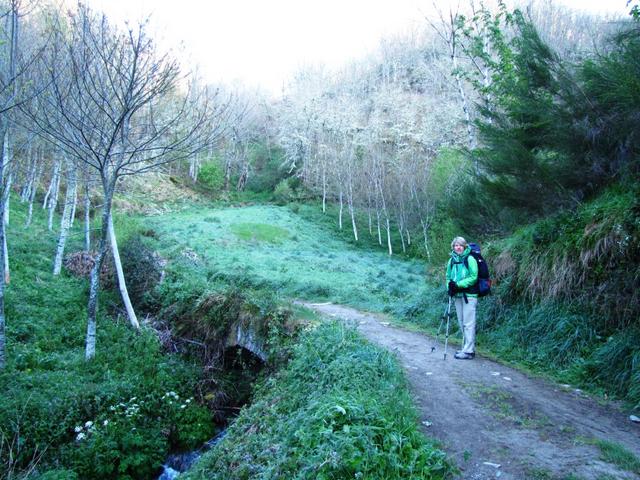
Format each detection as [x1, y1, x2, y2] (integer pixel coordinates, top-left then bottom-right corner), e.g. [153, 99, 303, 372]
[451, 236, 468, 249]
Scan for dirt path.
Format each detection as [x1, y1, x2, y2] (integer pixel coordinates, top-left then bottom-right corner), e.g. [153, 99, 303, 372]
[303, 302, 640, 480]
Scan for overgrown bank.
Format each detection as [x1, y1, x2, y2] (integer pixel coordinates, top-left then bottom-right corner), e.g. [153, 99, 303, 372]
[0, 197, 296, 479]
[0, 201, 217, 479]
[183, 322, 452, 480]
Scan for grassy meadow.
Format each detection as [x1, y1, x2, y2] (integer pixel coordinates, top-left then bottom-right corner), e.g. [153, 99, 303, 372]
[139, 203, 432, 312]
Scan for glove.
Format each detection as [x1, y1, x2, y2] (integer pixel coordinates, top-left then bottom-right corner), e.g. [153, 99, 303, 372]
[448, 280, 457, 297]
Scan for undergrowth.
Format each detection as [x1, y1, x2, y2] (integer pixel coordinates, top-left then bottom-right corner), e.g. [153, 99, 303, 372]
[0, 199, 217, 479]
[183, 322, 453, 480]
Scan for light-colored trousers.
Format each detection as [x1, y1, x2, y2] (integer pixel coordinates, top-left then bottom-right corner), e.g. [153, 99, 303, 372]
[454, 297, 478, 354]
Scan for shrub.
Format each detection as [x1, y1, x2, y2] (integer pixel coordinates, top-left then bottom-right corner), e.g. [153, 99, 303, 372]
[120, 236, 166, 309]
[63, 393, 215, 479]
[244, 143, 288, 193]
[273, 178, 294, 205]
[198, 161, 224, 193]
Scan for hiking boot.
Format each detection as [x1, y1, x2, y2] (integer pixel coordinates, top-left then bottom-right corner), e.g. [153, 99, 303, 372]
[454, 352, 475, 360]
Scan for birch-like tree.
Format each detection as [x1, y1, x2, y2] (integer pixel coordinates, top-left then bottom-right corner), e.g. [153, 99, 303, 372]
[28, 5, 227, 360]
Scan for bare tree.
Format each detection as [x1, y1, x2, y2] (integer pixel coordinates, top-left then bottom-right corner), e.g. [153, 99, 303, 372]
[27, 5, 229, 360]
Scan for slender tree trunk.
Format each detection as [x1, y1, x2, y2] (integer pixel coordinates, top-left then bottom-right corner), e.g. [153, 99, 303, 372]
[48, 160, 61, 231]
[322, 164, 327, 213]
[0, 124, 8, 368]
[84, 183, 91, 251]
[108, 215, 139, 329]
[398, 218, 406, 254]
[2, 131, 10, 284]
[377, 180, 392, 255]
[349, 204, 358, 241]
[223, 153, 232, 191]
[376, 208, 382, 246]
[43, 158, 60, 210]
[451, 53, 478, 173]
[338, 188, 343, 230]
[0, 5, 19, 366]
[421, 219, 431, 261]
[69, 185, 78, 227]
[20, 150, 35, 202]
[3, 130, 11, 227]
[3, 170, 11, 227]
[85, 181, 114, 361]
[25, 163, 42, 227]
[53, 163, 77, 275]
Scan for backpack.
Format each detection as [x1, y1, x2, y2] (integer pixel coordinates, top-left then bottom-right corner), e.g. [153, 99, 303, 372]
[461, 243, 492, 297]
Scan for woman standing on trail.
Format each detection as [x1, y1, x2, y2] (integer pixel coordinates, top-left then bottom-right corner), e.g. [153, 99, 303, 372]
[446, 236, 478, 360]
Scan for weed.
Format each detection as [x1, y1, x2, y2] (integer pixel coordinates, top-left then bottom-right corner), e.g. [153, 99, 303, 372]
[593, 439, 640, 474]
[524, 467, 553, 479]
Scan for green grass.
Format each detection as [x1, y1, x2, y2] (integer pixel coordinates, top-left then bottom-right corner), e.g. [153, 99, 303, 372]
[230, 222, 290, 243]
[1, 198, 216, 479]
[183, 322, 453, 480]
[142, 204, 429, 312]
[594, 440, 640, 475]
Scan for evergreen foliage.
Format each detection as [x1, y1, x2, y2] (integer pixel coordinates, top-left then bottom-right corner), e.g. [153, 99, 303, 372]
[198, 160, 225, 192]
[459, 9, 640, 231]
[244, 143, 289, 193]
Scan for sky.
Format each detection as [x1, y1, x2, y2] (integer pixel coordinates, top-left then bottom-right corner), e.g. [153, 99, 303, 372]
[79, 0, 630, 96]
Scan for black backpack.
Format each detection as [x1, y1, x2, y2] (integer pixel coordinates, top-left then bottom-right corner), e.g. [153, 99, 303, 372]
[459, 243, 492, 297]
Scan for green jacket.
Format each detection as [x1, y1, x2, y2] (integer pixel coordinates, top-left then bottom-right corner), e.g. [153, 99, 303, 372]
[446, 246, 478, 298]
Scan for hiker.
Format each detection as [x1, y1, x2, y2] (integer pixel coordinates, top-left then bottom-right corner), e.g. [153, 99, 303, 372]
[446, 236, 478, 360]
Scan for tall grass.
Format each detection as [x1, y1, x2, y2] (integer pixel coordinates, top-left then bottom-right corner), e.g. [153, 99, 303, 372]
[183, 322, 453, 480]
[474, 186, 640, 407]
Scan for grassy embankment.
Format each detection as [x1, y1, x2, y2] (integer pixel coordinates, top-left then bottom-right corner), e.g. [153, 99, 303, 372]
[0, 197, 216, 480]
[183, 322, 451, 480]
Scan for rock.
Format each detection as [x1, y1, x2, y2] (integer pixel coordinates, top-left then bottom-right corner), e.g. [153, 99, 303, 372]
[630, 415, 640, 423]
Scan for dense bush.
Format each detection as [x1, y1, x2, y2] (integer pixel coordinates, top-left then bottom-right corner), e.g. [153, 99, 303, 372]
[198, 160, 225, 192]
[244, 143, 289, 193]
[62, 391, 214, 479]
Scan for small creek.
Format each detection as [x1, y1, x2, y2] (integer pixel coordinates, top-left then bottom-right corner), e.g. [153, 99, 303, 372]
[157, 344, 264, 479]
[158, 430, 226, 479]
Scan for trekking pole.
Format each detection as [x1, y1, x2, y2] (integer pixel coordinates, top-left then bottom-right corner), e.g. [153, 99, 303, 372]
[443, 296, 452, 360]
[430, 299, 449, 353]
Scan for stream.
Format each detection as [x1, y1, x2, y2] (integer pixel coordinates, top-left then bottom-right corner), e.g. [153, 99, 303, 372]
[158, 430, 227, 479]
